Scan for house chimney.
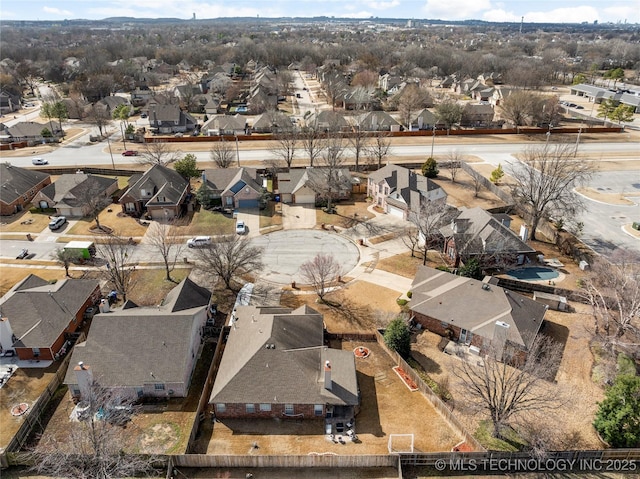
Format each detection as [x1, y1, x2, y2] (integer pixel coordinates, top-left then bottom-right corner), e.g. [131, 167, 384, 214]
[74, 361, 93, 399]
[493, 321, 510, 360]
[324, 360, 332, 390]
[0, 317, 14, 352]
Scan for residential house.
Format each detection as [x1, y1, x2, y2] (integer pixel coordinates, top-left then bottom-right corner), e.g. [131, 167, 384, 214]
[119, 164, 191, 220]
[33, 173, 118, 217]
[367, 164, 446, 220]
[130, 86, 153, 107]
[252, 111, 294, 133]
[209, 305, 359, 434]
[355, 111, 401, 132]
[460, 103, 495, 127]
[60, 97, 92, 120]
[4, 121, 63, 144]
[411, 109, 439, 131]
[148, 104, 197, 134]
[378, 73, 403, 93]
[277, 167, 352, 205]
[305, 111, 349, 132]
[491, 87, 516, 107]
[409, 265, 547, 357]
[98, 96, 130, 116]
[0, 90, 21, 114]
[0, 275, 100, 360]
[0, 163, 51, 215]
[440, 207, 536, 268]
[202, 114, 247, 136]
[64, 277, 211, 399]
[200, 167, 264, 209]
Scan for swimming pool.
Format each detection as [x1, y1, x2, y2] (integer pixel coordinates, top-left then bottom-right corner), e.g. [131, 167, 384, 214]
[506, 267, 559, 281]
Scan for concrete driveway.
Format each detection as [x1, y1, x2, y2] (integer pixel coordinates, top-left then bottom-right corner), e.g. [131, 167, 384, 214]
[250, 230, 360, 284]
[281, 204, 317, 230]
[235, 208, 261, 238]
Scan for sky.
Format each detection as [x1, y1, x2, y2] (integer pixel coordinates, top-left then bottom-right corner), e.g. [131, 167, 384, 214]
[1, 0, 639, 24]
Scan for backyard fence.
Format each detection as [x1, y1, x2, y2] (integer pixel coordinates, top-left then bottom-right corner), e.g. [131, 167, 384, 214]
[171, 453, 398, 468]
[1, 334, 86, 467]
[373, 330, 485, 452]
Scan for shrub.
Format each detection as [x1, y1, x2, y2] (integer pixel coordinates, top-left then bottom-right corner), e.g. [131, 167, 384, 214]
[490, 164, 504, 184]
[436, 265, 451, 272]
[383, 318, 411, 359]
[617, 353, 637, 377]
[422, 157, 439, 178]
[459, 258, 482, 280]
[406, 291, 412, 299]
[593, 374, 640, 447]
[396, 298, 408, 306]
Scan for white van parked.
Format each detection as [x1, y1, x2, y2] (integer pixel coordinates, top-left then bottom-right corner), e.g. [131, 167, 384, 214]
[187, 236, 212, 248]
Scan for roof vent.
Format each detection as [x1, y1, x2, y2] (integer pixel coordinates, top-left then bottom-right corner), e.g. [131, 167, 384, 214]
[482, 283, 491, 291]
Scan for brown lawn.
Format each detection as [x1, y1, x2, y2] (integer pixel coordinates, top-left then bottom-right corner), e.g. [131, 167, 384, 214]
[431, 170, 506, 210]
[376, 251, 447, 279]
[65, 207, 148, 238]
[316, 196, 373, 229]
[0, 266, 66, 296]
[0, 210, 52, 233]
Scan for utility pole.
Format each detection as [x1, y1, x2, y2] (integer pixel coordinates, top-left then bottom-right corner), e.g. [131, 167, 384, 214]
[430, 125, 436, 158]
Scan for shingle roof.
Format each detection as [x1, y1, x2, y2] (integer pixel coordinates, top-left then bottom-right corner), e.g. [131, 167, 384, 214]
[440, 207, 535, 256]
[39, 174, 117, 208]
[210, 305, 358, 406]
[0, 163, 50, 205]
[7, 121, 61, 138]
[120, 164, 188, 206]
[63, 277, 210, 389]
[410, 266, 546, 349]
[202, 168, 262, 196]
[0, 275, 98, 349]
[369, 164, 444, 212]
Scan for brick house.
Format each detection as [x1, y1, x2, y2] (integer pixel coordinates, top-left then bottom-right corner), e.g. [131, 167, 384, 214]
[33, 174, 118, 217]
[64, 277, 211, 400]
[409, 266, 547, 358]
[209, 305, 359, 434]
[0, 163, 51, 216]
[119, 164, 191, 220]
[200, 167, 264, 209]
[277, 167, 352, 205]
[440, 207, 536, 269]
[367, 164, 446, 220]
[0, 275, 100, 360]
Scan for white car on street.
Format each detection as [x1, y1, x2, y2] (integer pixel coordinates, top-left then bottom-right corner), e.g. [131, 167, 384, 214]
[187, 236, 211, 248]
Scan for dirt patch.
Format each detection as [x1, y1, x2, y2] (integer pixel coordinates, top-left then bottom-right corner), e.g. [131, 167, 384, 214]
[138, 422, 180, 454]
[576, 186, 638, 205]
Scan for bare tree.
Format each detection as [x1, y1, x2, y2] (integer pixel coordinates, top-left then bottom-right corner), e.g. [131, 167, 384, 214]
[508, 143, 592, 241]
[366, 131, 392, 170]
[193, 235, 264, 291]
[498, 90, 536, 126]
[52, 247, 82, 277]
[145, 220, 187, 282]
[445, 150, 463, 183]
[579, 250, 640, 351]
[348, 122, 369, 172]
[86, 106, 111, 137]
[453, 334, 563, 439]
[209, 138, 236, 168]
[139, 140, 182, 166]
[73, 176, 114, 231]
[270, 130, 299, 171]
[396, 83, 432, 130]
[300, 126, 324, 167]
[96, 233, 137, 302]
[408, 200, 456, 266]
[307, 135, 350, 213]
[300, 253, 342, 302]
[31, 380, 157, 479]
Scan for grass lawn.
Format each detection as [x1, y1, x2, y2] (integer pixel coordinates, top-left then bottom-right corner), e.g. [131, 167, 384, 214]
[315, 197, 372, 229]
[65, 208, 148, 238]
[0, 266, 66, 296]
[185, 208, 234, 235]
[259, 201, 283, 229]
[0, 210, 52, 233]
[377, 251, 448, 278]
[126, 268, 192, 306]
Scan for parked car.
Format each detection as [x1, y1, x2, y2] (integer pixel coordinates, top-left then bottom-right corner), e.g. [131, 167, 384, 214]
[48, 216, 67, 231]
[32, 157, 48, 165]
[187, 236, 212, 248]
[235, 220, 246, 235]
[16, 248, 29, 259]
[121, 150, 139, 156]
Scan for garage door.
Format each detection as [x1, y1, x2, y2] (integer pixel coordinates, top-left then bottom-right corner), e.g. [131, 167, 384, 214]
[387, 205, 405, 219]
[294, 193, 316, 204]
[238, 199, 259, 208]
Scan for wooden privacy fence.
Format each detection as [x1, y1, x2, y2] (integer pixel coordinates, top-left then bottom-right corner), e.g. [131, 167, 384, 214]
[171, 453, 398, 468]
[373, 330, 485, 452]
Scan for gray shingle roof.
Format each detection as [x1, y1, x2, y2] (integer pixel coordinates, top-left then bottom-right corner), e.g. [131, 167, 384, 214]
[410, 266, 546, 349]
[369, 164, 444, 212]
[0, 163, 50, 205]
[120, 164, 189, 206]
[202, 168, 262, 196]
[63, 277, 210, 389]
[210, 305, 358, 407]
[39, 174, 117, 208]
[441, 207, 535, 256]
[0, 275, 99, 349]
